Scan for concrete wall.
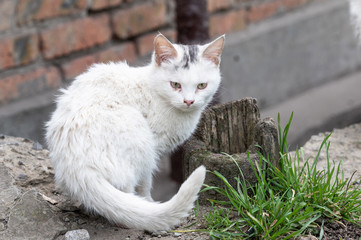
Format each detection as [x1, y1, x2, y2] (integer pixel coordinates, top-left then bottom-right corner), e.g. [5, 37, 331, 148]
[219, 0, 361, 147]
[0, 91, 55, 145]
[220, 0, 361, 108]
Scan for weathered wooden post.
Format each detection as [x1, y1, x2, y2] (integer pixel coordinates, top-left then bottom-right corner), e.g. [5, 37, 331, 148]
[183, 98, 280, 204]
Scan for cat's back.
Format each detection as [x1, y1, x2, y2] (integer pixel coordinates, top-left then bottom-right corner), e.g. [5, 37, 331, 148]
[69, 62, 147, 98]
[57, 62, 151, 111]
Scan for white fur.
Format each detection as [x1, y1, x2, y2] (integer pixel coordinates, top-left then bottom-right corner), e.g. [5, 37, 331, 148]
[46, 36, 224, 231]
[350, 0, 361, 42]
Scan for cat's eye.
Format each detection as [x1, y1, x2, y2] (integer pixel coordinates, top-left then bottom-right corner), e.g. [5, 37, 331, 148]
[197, 83, 208, 90]
[170, 81, 182, 89]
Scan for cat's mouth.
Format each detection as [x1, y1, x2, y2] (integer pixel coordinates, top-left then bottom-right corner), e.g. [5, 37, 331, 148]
[176, 103, 200, 112]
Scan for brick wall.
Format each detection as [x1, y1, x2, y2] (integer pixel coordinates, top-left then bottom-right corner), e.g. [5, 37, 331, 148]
[0, 0, 316, 106]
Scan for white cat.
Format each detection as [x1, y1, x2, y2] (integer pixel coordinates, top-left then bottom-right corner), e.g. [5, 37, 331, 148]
[350, 0, 361, 41]
[46, 34, 225, 231]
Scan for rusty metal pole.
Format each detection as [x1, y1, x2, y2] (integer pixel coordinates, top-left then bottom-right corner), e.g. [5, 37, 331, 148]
[176, 0, 209, 44]
[171, 0, 210, 183]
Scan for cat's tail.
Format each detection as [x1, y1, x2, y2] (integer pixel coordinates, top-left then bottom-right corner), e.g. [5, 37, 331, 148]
[76, 166, 206, 232]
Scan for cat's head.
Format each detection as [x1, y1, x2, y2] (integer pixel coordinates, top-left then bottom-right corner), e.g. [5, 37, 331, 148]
[150, 34, 225, 112]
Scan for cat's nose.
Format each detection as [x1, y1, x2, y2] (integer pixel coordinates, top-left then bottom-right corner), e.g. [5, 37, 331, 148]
[184, 99, 195, 106]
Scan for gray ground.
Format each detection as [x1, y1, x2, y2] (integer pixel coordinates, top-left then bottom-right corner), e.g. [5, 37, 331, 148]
[298, 122, 361, 181]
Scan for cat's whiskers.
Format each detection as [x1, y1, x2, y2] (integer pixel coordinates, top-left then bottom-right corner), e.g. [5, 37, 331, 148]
[150, 96, 181, 114]
[162, 104, 177, 116]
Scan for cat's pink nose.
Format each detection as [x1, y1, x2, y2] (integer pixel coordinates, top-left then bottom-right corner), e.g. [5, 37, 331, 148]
[184, 99, 194, 106]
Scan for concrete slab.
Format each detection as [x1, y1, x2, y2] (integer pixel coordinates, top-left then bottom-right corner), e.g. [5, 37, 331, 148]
[298, 122, 361, 180]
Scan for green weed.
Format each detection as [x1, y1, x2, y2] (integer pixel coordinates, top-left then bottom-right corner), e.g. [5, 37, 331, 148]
[200, 113, 361, 239]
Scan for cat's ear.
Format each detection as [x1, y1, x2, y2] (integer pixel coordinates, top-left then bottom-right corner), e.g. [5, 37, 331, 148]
[202, 35, 225, 67]
[154, 34, 178, 67]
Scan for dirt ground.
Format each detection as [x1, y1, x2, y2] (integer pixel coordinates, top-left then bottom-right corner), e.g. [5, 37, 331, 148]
[320, 219, 361, 240]
[2, 122, 361, 239]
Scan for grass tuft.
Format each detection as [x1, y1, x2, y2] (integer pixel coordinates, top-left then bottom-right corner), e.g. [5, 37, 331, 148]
[199, 113, 361, 239]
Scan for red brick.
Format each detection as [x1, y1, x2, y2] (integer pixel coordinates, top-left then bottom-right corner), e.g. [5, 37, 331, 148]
[61, 42, 137, 80]
[61, 55, 96, 80]
[0, 66, 61, 105]
[0, 0, 16, 32]
[112, 0, 167, 39]
[209, 9, 246, 38]
[16, 0, 87, 24]
[97, 42, 137, 63]
[89, 0, 123, 10]
[234, 0, 253, 3]
[207, 0, 234, 13]
[40, 14, 111, 59]
[246, 0, 310, 24]
[0, 34, 39, 70]
[136, 30, 176, 56]
[247, 1, 280, 23]
[280, 0, 309, 10]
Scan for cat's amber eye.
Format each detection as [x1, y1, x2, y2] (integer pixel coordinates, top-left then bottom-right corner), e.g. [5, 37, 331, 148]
[197, 83, 208, 90]
[170, 81, 182, 89]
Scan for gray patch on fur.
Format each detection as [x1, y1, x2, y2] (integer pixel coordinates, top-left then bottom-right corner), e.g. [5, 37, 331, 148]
[179, 45, 199, 69]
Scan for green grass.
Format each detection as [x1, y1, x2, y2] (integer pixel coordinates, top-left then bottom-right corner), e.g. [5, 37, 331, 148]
[199, 113, 361, 239]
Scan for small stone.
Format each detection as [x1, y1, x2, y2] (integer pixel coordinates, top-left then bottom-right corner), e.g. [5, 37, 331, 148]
[193, 237, 204, 240]
[8, 142, 19, 146]
[246, 227, 255, 235]
[77, 218, 86, 225]
[32, 142, 43, 150]
[0, 222, 5, 231]
[17, 173, 28, 181]
[297, 236, 318, 240]
[174, 232, 182, 237]
[71, 222, 78, 229]
[95, 223, 104, 230]
[17, 160, 24, 166]
[65, 229, 90, 240]
[151, 230, 167, 237]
